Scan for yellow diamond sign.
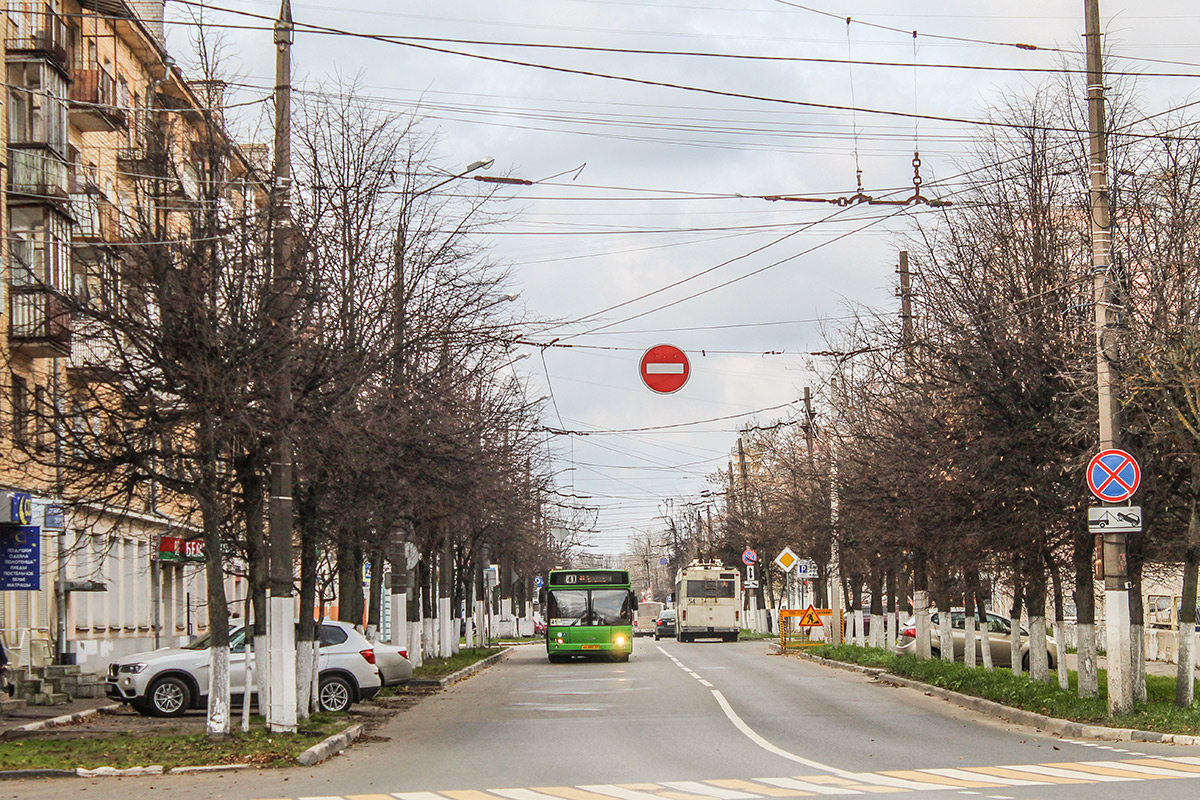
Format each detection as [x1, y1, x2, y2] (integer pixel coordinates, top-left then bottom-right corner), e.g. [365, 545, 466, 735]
[774, 546, 799, 572]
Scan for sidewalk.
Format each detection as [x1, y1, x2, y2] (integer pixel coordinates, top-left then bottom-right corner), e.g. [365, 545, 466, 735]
[0, 695, 119, 739]
[1064, 652, 1200, 677]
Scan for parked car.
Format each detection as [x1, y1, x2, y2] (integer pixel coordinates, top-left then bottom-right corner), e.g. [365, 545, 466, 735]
[534, 619, 547, 636]
[894, 610, 1056, 670]
[373, 642, 413, 687]
[654, 609, 677, 640]
[106, 619, 381, 717]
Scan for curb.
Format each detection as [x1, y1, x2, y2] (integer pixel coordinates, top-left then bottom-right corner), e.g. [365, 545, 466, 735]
[1, 704, 123, 740]
[296, 723, 364, 766]
[409, 647, 514, 690]
[787, 648, 1200, 746]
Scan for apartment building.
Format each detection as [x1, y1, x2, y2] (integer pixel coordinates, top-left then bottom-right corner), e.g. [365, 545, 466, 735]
[0, 0, 256, 677]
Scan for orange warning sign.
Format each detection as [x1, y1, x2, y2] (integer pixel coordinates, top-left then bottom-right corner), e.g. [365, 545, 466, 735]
[795, 604, 824, 627]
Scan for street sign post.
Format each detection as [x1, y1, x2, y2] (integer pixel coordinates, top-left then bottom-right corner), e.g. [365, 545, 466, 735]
[1087, 449, 1141, 503]
[639, 344, 690, 394]
[1088, 506, 1142, 533]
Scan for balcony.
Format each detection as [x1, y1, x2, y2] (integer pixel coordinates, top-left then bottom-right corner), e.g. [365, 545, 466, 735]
[10, 287, 71, 358]
[5, 8, 69, 72]
[71, 191, 119, 249]
[68, 317, 119, 382]
[7, 146, 70, 205]
[69, 63, 127, 132]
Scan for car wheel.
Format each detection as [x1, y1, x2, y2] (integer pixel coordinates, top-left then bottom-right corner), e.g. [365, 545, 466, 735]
[318, 674, 354, 713]
[930, 648, 940, 660]
[1022, 651, 1031, 672]
[147, 676, 191, 717]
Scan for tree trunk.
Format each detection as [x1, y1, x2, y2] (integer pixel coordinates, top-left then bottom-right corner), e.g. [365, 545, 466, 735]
[1073, 533, 1098, 697]
[869, 564, 884, 649]
[1128, 556, 1147, 703]
[295, 501, 320, 720]
[975, 574, 993, 671]
[914, 551, 932, 659]
[366, 544, 384, 640]
[935, 573, 954, 662]
[1048, 560, 1068, 690]
[201, 493, 230, 737]
[1177, 499, 1199, 708]
[964, 578, 977, 668]
[1026, 560, 1051, 684]
[1009, 581, 1024, 676]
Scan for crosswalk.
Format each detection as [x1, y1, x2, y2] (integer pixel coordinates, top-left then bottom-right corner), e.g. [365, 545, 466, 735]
[263, 756, 1200, 800]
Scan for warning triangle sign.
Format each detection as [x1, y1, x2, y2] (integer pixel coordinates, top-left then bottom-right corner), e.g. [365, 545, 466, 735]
[797, 604, 822, 627]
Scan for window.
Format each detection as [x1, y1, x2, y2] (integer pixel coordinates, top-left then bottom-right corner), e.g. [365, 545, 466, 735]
[8, 59, 68, 153]
[319, 624, 348, 647]
[12, 375, 29, 445]
[33, 384, 47, 451]
[686, 579, 735, 599]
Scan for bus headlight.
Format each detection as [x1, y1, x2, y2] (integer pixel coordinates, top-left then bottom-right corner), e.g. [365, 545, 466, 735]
[616, 635, 627, 647]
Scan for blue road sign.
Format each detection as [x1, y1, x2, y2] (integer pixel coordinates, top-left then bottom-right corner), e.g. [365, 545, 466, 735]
[659, 557, 668, 566]
[534, 576, 544, 590]
[1088, 449, 1141, 503]
[0, 525, 40, 590]
[742, 548, 758, 566]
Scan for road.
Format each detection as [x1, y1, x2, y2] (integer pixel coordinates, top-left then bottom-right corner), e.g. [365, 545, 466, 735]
[5, 639, 1200, 800]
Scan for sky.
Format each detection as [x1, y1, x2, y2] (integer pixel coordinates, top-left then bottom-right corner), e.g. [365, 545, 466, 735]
[162, 1, 1200, 555]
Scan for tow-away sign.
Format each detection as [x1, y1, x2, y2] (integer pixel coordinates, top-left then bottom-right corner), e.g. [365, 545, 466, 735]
[639, 344, 690, 394]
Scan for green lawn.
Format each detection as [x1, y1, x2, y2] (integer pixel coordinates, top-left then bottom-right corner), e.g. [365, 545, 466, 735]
[0, 713, 348, 771]
[412, 647, 504, 680]
[806, 644, 1200, 735]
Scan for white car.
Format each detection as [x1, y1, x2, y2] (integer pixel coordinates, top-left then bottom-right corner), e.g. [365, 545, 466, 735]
[373, 642, 413, 686]
[895, 610, 1057, 670]
[106, 619, 381, 716]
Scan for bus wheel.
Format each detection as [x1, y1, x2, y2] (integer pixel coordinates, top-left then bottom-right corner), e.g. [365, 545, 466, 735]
[616, 653, 630, 662]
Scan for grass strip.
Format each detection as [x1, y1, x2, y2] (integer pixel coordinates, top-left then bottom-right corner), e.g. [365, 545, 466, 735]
[806, 644, 1200, 735]
[411, 647, 503, 680]
[0, 713, 349, 771]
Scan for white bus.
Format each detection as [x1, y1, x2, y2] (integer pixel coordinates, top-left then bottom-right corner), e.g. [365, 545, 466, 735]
[674, 561, 740, 642]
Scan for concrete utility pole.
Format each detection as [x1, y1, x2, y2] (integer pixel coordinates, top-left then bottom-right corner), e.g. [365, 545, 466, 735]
[899, 251, 930, 659]
[266, 0, 298, 733]
[1084, 0, 1133, 714]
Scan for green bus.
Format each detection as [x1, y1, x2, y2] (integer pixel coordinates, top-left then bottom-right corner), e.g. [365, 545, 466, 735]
[545, 569, 637, 662]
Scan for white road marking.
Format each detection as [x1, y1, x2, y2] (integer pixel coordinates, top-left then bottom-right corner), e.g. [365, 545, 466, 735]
[661, 781, 761, 799]
[922, 769, 1043, 787]
[492, 790, 574, 800]
[754, 777, 862, 795]
[993, 765, 1133, 782]
[1081, 760, 1200, 777]
[581, 785, 674, 800]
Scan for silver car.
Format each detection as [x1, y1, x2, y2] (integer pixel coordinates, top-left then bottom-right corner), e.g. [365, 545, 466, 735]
[895, 610, 1057, 670]
[373, 642, 413, 686]
[106, 620, 381, 716]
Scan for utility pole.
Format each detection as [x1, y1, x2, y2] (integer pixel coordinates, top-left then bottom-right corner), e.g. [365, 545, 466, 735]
[899, 250, 930, 658]
[1085, 0, 1132, 714]
[266, 0, 298, 733]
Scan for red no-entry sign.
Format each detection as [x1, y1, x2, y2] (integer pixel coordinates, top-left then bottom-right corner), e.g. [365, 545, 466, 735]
[639, 344, 690, 394]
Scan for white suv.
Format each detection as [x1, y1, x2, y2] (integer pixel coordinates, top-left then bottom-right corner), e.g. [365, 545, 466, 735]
[106, 620, 381, 716]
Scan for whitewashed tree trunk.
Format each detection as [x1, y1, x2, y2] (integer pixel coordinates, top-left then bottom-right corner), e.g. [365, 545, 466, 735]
[309, 643, 320, 714]
[390, 591, 407, 654]
[296, 638, 314, 719]
[965, 614, 977, 667]
[870, 614, 883, 648]
[1178, 621, 1195, 706]
[438, 597, 452, 657]
[938, 613, 954, 662]
[409, 620, 423, 667]
[853, 610, 865, 646]
[452, 615, 461, 654]
[914, 591, 931, 659]
[1054, 620, 1068, 689]
[1029, 615, 1050, 683]
[255, 634, 268, 719]
[423, 616, 436, 658]
[207, 644, 231, 737]
[241, 647, 253, 732]
[979, 619, 993, 671]
[1010, 615, 1023, 675]
[1131, 622, 1147, 703]
[1077, 622, 1098, 696]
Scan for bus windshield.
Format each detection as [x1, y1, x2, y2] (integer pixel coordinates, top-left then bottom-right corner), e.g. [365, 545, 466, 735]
[548, 588, 633, 626]
[685, 579, 736, 598]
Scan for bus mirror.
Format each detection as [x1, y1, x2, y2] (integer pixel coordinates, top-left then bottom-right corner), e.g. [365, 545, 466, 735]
[630, 591, 639, 610]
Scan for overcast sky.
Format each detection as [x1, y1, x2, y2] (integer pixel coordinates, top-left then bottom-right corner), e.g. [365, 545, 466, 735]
[165, 1, 1200, 555]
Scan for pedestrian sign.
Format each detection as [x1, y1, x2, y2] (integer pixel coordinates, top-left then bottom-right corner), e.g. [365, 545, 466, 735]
[796, 604, 823, 627]
[774, 547, 799, 572]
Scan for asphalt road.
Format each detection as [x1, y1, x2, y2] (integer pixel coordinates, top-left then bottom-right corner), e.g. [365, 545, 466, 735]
[5, 639, 1200, 800]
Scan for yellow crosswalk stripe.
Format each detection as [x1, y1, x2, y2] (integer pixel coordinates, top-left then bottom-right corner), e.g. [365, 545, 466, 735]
[1128, 758, 1200, 774]
[346, 795, 398, 800]
[535, 788, 644, 800]
[878, 770, 1002, 789]
[706, 779, 815, 796]
[444, 791, 506, 800]
[959, 766, 1079, 784]
[1043, 762, 1176, 780]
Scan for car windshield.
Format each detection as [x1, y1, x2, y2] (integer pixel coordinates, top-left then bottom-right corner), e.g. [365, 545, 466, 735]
[182, 627, 247, 651]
